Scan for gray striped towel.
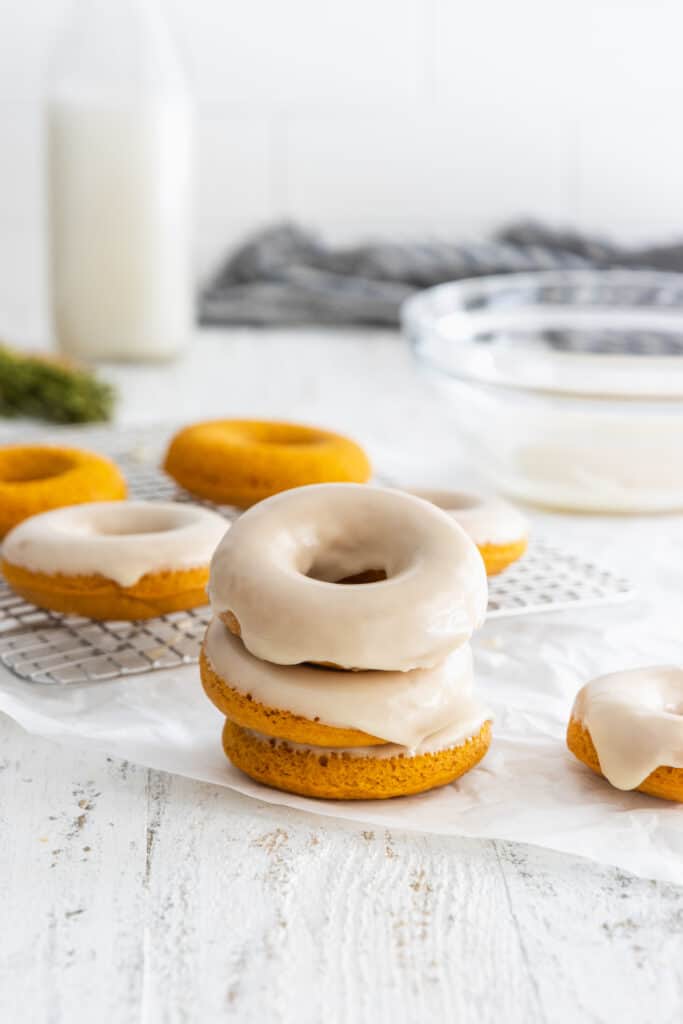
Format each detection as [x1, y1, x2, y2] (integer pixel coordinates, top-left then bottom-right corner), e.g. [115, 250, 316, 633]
[199, 221, 683, 327]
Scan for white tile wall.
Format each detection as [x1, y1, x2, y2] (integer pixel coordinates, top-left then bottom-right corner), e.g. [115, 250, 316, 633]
[0, 0, 682, 340]
[167, 0, 430, 105]
[280, 107, 572, 239]
[195, 110, 273, 275]
[0, 1, 69, 102]
[576, 0, 683, 239]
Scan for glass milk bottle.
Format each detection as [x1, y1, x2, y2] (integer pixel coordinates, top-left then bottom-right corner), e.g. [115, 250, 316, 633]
[46, 0, 193, 361]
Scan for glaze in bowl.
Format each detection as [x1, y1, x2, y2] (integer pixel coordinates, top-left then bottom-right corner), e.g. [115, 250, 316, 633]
[403, 269, 683, 512]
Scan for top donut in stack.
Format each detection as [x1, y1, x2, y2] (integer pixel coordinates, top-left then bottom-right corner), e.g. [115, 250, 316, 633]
[200, 483, 491, 799]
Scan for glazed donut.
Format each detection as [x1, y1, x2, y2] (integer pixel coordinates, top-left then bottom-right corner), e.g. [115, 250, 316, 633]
[208, 483, 488, 671]
[222, 718, 492, 800]
[2, 501, 228, 620]
[567, 667, 683, 802]
[200, 617, 476, 748]
[0, 444, 126, 538]
[163, 419, 371, 507]
[408, 489, 528, 576]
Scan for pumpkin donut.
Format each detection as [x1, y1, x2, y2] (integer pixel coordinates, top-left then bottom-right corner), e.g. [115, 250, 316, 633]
[203, 482, 492, 800]
[222, 719, 492, 800]
[163, 419, 371, 507]
[407, 489, 528, 575]
[200, 617, 476, 748]
[1, 500, 228, 620]
[208, 484, 487, 671]
[0, 444, 126, 538]
[567, 666, 683, 802]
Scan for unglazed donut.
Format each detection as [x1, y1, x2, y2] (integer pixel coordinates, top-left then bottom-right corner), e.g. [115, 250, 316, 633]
[408, 489, 528, 575]
[567, 667, 683, 802]
[222, 719, 492, 800]
[163, 419, 371, 507]
[208, 483, 488, 671]
[0, 444, 126, 538]
[2, 501, 228, 620]
[200, 617, 477, 748]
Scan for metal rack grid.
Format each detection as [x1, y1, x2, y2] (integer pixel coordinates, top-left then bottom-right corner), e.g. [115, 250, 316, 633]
[486, 541, 632, 617]
[0, 424, 634, 685]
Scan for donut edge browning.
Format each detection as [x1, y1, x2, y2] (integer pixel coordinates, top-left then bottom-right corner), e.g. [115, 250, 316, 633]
[1, 559, 210, 621]
[200, 643, 386, 748]
[222, 718, 492, 800]
[567, 717, 683, 803]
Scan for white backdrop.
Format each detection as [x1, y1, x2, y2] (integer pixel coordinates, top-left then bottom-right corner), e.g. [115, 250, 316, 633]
[1, 0, 681, 341]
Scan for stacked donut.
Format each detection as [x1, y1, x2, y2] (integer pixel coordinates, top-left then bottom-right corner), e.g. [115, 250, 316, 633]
[200, 483, 492, 800]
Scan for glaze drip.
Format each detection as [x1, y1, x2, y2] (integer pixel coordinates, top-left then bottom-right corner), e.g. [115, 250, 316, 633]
[204, 617, 487, 749]
[2, 501, 229, 587]
[572, 666, 683, 790]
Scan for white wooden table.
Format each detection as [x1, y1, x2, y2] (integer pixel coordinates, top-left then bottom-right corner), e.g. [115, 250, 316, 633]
[2, 329, 682, 1023]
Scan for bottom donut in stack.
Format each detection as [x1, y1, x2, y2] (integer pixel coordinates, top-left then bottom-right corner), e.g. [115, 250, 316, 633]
[200, 620, 491, 799]
[201, 483, 492, 800]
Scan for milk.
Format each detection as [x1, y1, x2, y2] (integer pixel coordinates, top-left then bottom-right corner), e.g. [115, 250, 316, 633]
[46, 0, 193, 361]
[48, 98, 192, 361]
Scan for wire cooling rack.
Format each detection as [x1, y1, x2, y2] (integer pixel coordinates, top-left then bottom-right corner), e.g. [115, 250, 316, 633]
[486, 541, 631, 617]
[0, 423, 634, 685]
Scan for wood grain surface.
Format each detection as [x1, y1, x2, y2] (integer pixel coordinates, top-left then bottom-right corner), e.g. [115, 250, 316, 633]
[2, 330, 683, 1023]
[2, 711, 682, 1024]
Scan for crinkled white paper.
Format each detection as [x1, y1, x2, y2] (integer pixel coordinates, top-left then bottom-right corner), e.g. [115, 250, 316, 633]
[1, 507, 682, 885]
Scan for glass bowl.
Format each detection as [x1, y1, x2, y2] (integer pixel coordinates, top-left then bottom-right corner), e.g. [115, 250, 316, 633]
[402, 270, 683, 512]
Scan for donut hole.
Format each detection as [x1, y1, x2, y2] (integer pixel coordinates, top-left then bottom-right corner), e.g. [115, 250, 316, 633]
[302, 526, 403, 586]
[223, 422, 325, 448]
[260, 435, 321, 448]
[306, 561, 388, 585]
[73, 506, 189, 539]
[336, 569, 388, 584]
[416, 489, 483, 512]
[94, 520, 176, 537]
[0, 449, 74, 484]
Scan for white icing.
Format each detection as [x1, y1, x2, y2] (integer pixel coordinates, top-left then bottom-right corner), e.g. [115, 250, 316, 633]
[208, 483, 488, 671]
[572, 667, 683, 790]
[240, 713, 490, 760]
[458, 404, 683, 513]
[407, 489, 528, 546]
[204, 617, 480, 748]
[2, 501, 229, 588]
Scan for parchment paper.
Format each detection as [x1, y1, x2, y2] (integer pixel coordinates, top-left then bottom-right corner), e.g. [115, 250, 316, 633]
[1, 563, 682, 884]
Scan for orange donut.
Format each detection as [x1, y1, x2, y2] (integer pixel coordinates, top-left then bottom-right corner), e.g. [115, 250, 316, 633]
[567, 718, 683, 803]
[1, 501, 228, 620]
[2, 561, 212, 621]
[567, 667, 683, 802]
[222, 719, 492, 800]
[200, 644, 385, 748]
[163, 419, 371, 507]
[200, 612, 482, 752]
[406, 489, 528, 576]
[0, 444, 126, 538]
